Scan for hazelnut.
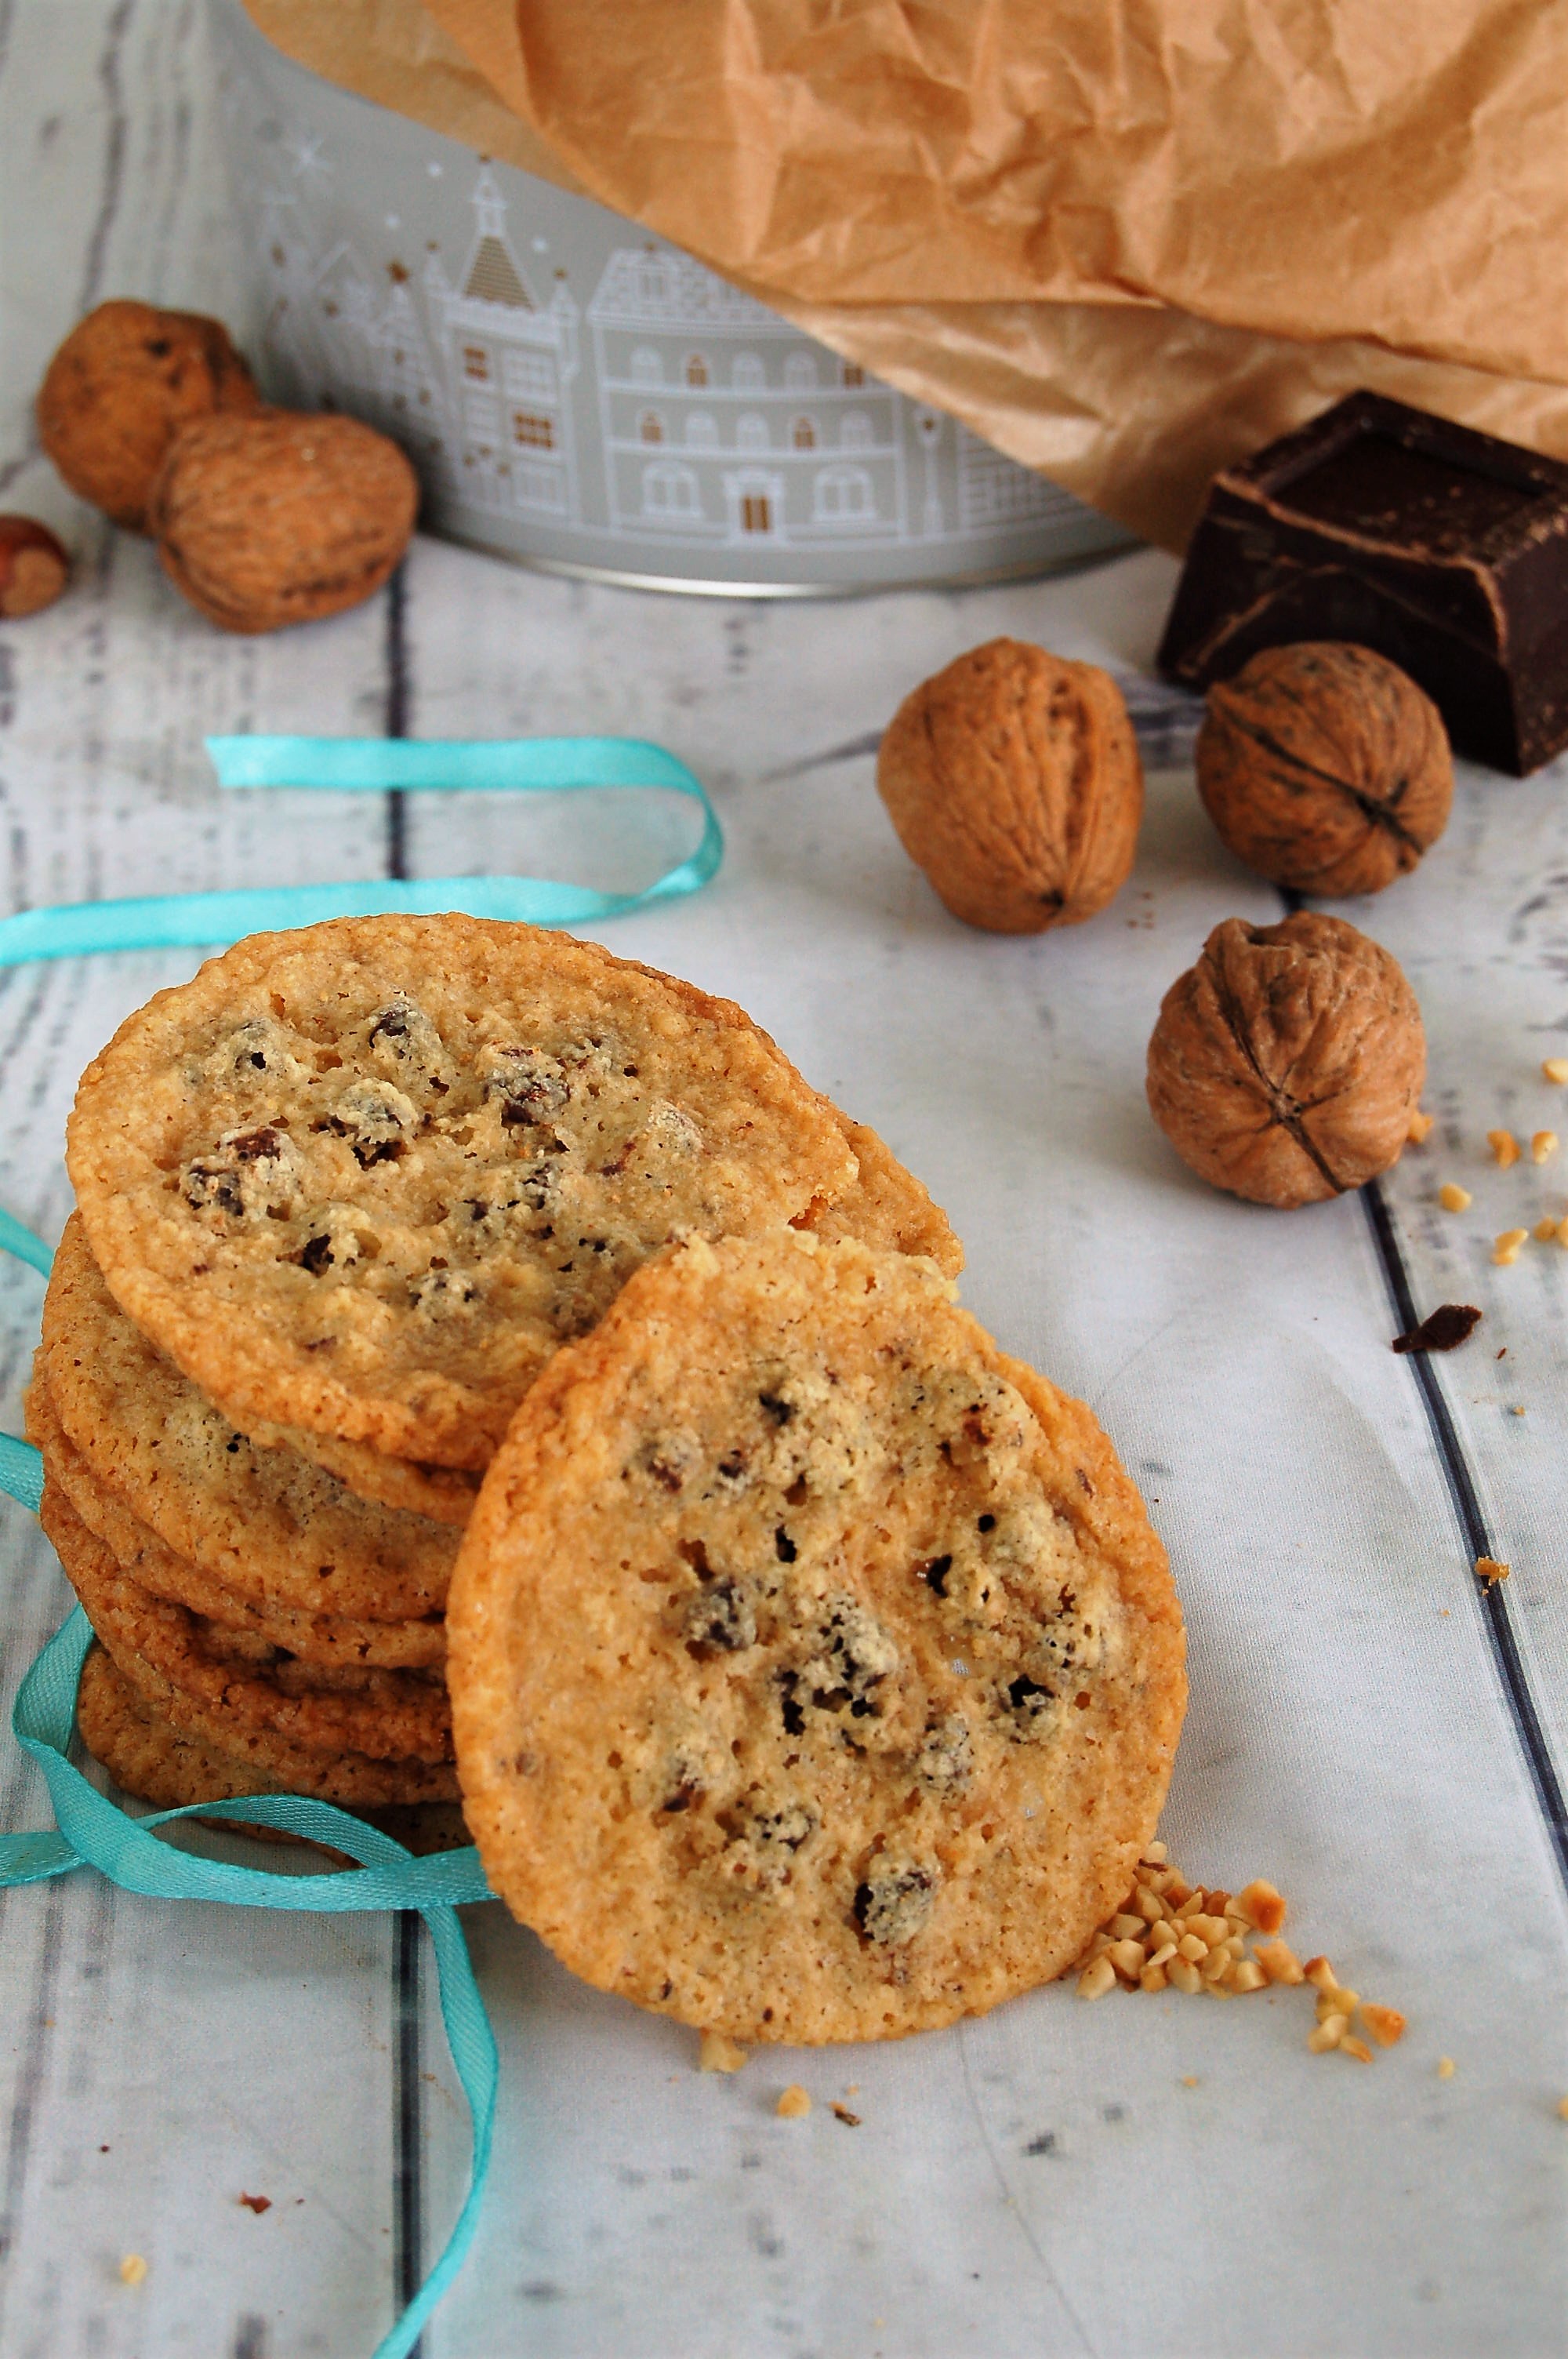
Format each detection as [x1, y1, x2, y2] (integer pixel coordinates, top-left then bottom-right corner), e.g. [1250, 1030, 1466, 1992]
[876, 638, 1142, 932]
[1196, 644, 1452, 895]
[147, 412, 419, 634]
[1146, 912, 1425, 1207]
[0, 518, 69, 618]
[36, 300, 259, 531]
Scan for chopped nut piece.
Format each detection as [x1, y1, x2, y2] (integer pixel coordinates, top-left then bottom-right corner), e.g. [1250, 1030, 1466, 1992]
[775, 2085, 811, 2119]
[1407, 1110, 1436, 1143]
[1488, 1129, 1521, 1168]
[1493, 1228, 1528, 1265]
[1134, 1888, 1166, 1924]
[1475, 1556, 1511, 1584]
[1316, 1986, 1359, 2020]
[1176, 1892, 1205, 1921]
[1178, 1932, 1208, 1963]
[1437, 2056, 1456, 2080]
[1203, 1889, 1232, 1914]
[1535, 1217, 1560, 1242]
[1142, 1841, 1167, 1864]
[1146, 1942, 1178, 1971]
[1361, 2005, 1406, 2048]
[1167, 1958, 1203, 1995]
[1254, 1938, 1306, 1985]
[1187, 1913, 1230, 1945]
[1544, 1059, 1568, 1086]
[1533, 1131, 1559, 1163]
[1200, 1946, 1233, 1984]
[1232, 1879, 1287, 1934]
[1107, 1939, 1147, 1979]
[1163, 1874, 1193, 1907]
[1439, 1183, 1472, 1212]
[1138, 1961, 1169, 1994]
[119, 2255, 148, 2286]
[1230, 1960, 1268, 1993]
[1304, 1956, 1338, 1990]
[1109, 1911, 1146, 1940]
[1077, 1955, 1117, 2001]
[1340, 2036, 1374, 2063]
[699, 2031, 748, 2074]
[1308, 2015, 1348, 2053]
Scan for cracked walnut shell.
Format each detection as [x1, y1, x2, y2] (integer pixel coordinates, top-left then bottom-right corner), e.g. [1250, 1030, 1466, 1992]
[877, 638, 1142, 933]
[1146, 913, 1425, 1207]
[147, 412, 418, 634]
[1196, 644, 1452, 896]
[37, 301, 259, 532]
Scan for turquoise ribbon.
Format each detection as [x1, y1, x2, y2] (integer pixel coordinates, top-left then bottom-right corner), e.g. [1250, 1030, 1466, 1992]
[0, 734, 725, 2355]
[0, 733, 722, 965]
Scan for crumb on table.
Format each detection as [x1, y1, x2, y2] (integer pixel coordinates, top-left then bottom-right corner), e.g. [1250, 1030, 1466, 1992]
[699, 2031, 748, 2074]
[775, 2085, 811, 2120]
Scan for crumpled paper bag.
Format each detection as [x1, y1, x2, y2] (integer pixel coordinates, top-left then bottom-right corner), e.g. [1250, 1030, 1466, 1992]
[243, 0, 1568, 550]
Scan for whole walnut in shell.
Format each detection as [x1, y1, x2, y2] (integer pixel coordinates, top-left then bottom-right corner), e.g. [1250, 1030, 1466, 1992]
[1146, 912, 1425, 1207]
[877, 638, 1142, 932]
[1196, 644, 1453, 895]
[37, 300, 259, 531]
[147, 412, 419, 634]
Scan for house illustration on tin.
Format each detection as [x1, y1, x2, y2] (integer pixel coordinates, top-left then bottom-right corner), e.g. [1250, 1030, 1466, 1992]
[257, 187, 452, 473]
[252, 162, 1065, 553]
[422, 167, 582, 522]
[586, 245, 908, 548]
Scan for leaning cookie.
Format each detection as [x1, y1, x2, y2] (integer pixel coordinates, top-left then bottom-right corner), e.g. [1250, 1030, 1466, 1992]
[448, 1231, 1185, 2045]
[65, 917, 862, 1472]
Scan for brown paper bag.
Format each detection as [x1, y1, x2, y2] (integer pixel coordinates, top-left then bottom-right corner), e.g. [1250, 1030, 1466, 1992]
[245, 0, 1568, 548]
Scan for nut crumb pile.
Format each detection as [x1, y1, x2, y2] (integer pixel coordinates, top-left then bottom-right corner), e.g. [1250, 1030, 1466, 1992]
[1076, 1842, 1406, 2061]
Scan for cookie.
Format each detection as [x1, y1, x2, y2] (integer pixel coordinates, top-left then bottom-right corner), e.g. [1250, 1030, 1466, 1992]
[448, 1230, 1185, 2045]
[77, 1643, 468, 1849]
[40, 1215, 457, 1620]
[804, 1115, 962, 1275]
[243, 1419, 478, 1528]
[31, 1379, 444, 1672]
[66, 916, 862, 1470]
[42, 1481, 453, 1765]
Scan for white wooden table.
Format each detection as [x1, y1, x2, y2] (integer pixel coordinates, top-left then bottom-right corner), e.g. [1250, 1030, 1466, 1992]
[1, 9, 1565, 2357]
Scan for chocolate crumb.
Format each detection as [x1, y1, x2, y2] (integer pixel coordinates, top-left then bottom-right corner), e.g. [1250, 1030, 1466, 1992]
[238, 2192, 272, 2214]
[830, 2103, 861, 2126]
[1391, 1303, 1482, 1355]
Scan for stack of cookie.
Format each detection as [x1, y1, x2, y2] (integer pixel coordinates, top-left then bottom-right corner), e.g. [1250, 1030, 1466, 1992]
[37, 914, 958, 1848]
[31, 1215, 468, 1847]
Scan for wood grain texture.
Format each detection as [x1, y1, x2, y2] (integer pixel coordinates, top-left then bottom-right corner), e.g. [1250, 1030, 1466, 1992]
[1, 5, 1565, 2356]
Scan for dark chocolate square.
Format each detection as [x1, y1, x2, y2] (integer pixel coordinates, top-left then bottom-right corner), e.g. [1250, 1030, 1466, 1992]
[1156, 391, 1568, 774]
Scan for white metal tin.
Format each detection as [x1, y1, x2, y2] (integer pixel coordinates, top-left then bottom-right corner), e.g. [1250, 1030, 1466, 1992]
[212, 1, 1134, 595]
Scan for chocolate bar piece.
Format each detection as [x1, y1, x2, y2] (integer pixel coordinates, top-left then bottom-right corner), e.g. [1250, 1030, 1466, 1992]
[1157, 391, 1568, 775]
